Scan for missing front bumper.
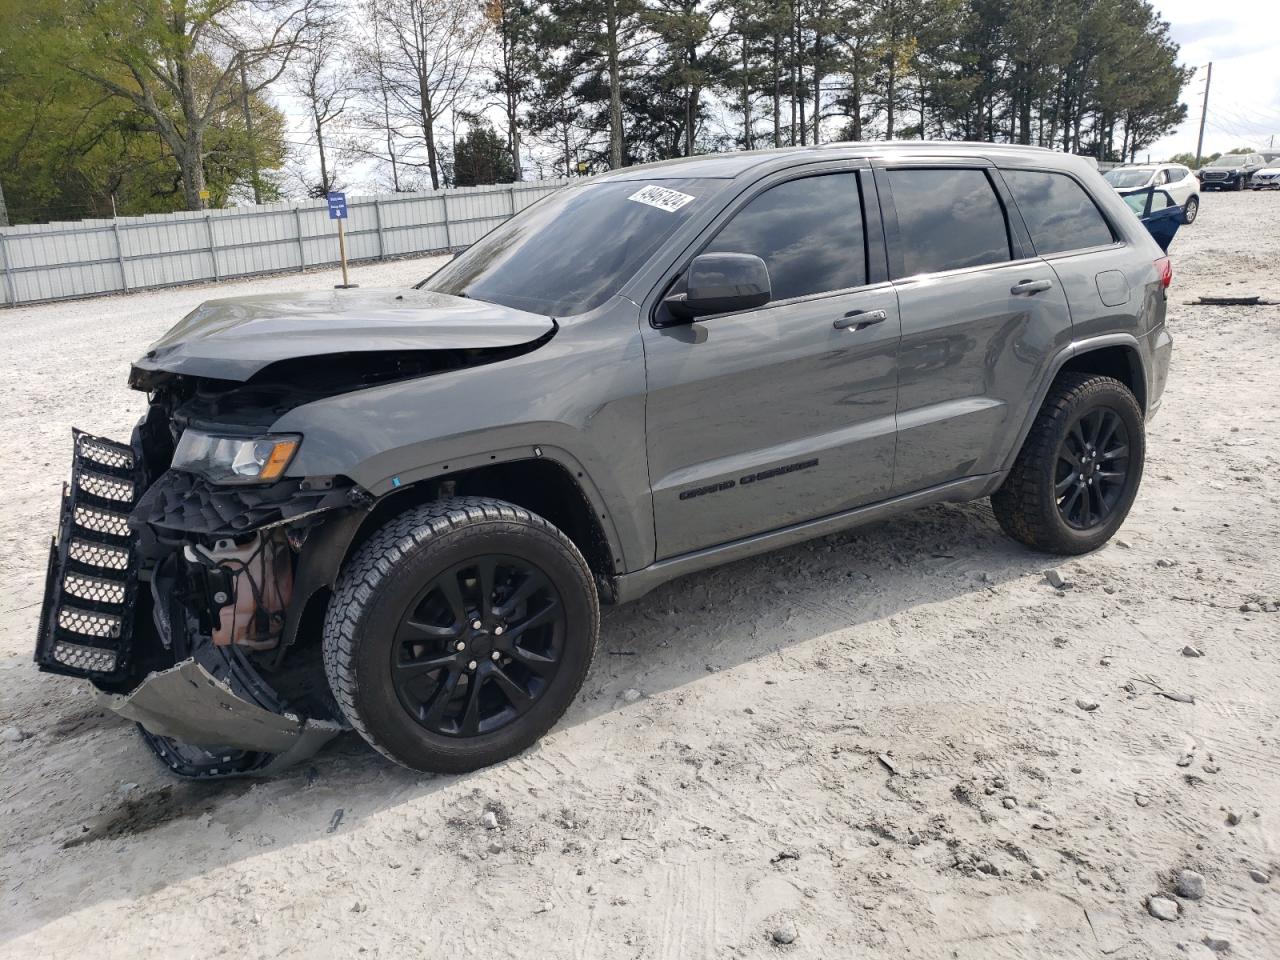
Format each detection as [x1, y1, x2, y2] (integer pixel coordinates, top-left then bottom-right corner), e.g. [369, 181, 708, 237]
[98, 658, 343, 776]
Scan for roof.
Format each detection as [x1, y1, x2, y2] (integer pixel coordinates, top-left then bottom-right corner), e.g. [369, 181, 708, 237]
[595, 140, 1072, 181]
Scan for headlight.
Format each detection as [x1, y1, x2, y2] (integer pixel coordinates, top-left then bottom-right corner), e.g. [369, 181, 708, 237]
[172, 430, 301, 484]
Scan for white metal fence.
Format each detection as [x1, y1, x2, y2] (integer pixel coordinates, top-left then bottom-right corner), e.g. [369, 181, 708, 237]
[0, 179, 569, 307]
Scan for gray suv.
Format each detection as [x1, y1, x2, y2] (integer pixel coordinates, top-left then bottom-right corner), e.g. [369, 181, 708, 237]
[35, 143, 1173, 776]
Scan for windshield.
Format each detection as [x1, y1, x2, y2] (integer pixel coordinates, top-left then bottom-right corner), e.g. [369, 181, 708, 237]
[1104, 169, 1153, 188]
[420, 178, 717, 316]
[1204, 157, 1244, 169]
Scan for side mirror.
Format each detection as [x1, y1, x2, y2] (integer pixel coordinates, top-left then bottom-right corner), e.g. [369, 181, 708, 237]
[661, 252, 771, 323]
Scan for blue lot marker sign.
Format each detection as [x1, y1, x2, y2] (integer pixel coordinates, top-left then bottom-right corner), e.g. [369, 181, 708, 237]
[327, 192, 356, 288]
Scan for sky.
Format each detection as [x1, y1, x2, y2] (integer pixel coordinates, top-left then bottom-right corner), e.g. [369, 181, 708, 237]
[1144, 0, 1280, 160]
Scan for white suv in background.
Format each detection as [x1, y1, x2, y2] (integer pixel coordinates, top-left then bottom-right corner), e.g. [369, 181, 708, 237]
[1103, 163, 1200, 224]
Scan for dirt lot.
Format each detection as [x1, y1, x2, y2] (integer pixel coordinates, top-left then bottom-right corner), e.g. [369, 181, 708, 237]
[1, 192, 1278, 959]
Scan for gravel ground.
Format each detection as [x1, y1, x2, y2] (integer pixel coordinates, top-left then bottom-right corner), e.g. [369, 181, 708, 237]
[1, 193, 1278, 959]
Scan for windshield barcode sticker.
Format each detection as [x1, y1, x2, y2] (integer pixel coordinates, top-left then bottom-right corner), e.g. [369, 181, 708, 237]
[628, 185, 696, 212]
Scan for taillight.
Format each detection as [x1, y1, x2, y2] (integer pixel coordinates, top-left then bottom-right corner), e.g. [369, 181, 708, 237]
[1154, 256, 1173, 289]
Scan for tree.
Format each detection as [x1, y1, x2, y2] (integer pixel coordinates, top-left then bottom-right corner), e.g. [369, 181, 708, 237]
[483, 0, 536, 180]
[537, 0, 646, 168]
[452, 123, 516, 185]
[291, 24, 351, 196]
[50, 0, 326, 210]
[0, 0, 287, 221]
[370, 0, 487, 190]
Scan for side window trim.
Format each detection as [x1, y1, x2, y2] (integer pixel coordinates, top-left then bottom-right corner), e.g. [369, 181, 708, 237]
[858, 168, 890, 285]
[873, 163, 1023, 282]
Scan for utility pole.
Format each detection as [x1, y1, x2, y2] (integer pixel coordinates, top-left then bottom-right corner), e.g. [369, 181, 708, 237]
[240, 59, 263, 205]
[1194, 61, 1212, 169]
[0, 179, 9, 227]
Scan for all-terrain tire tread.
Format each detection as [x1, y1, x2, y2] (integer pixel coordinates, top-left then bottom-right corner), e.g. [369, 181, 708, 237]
[321, 496, 599, 769]
[991, 373, 1143, 554]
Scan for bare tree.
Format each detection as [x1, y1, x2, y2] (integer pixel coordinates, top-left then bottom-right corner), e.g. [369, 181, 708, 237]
[69, 0, 330, 210]
[369, 0, 487, 190]
[291, 25, 351, 195]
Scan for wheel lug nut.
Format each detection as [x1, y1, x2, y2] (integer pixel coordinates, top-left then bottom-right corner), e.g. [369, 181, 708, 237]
[455, 641, 466, 651]
[491, 651, 500, 661]
[471, 619, 483, 630]
[468, 660, 478, 671]
[493, 626, 504, 636]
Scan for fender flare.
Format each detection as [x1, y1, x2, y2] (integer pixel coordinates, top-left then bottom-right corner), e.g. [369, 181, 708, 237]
[999, 333, 1148, 475]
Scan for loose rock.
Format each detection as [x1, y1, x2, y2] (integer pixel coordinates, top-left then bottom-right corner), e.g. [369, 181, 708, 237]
[1044, 569, 1069, 589]
[1002, 797, 1017, 809]
[1248, 868, 1269, 884]
[1030, 868, 1046, 881]
[1181, 646, 1203, 658]
[481, 810, 499, 830]
[1226, 811, 1242, 826]
[1175, 869, 1205, 900]
[1202, 937, 1230, 953]
[1076, 698, 1099, 712]
[771, 918, 798, 945]
[1147, 896, 1179, 921]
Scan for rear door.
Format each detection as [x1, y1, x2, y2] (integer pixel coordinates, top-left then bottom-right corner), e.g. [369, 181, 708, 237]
[1001, 165, 1153, 340]
[876, 161, 1073, 494]
[642, 165, 900, 559]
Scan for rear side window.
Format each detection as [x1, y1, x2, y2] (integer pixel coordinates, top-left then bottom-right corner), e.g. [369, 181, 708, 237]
[704, 173, 866, 301]
[1003, 169, 1115, 255]
[885, 168, 1011, 277]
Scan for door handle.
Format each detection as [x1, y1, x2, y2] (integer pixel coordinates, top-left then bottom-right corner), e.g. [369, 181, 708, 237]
[1011, 278, 1053, 295]
[833, 308, 887, 331]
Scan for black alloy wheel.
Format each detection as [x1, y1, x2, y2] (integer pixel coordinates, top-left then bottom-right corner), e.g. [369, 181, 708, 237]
[324, 497, 599, 773]
[1054, 407, 1131, 530]
[991, 372, 1145, 555]
[391, 555, 565, 738]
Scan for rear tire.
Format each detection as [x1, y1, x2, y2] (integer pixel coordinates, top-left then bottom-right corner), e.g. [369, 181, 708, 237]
[323, 497, 599, 773]
[991, 374, 1145, 555]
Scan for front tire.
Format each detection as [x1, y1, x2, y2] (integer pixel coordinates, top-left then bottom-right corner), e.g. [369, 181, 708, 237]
[323, 497, 600, 773]
[991, 373, 1145, 555]
[1182, 195, 1199, 224]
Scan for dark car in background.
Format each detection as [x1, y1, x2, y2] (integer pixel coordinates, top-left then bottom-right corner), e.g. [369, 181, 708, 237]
[1198, 153, 1267, 191]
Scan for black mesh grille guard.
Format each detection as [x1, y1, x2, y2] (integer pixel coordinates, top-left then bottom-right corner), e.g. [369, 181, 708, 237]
[34, 430, 144, 683]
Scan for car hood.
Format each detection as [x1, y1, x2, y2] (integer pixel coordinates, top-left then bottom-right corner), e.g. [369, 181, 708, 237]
[133, 288, 555, 381]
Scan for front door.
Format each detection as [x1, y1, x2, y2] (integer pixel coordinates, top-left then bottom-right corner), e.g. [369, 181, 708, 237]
[643, 168, 900, 560]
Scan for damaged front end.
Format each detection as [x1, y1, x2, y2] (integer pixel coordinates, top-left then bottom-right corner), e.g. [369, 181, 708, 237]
[34, 287, 560, 777]
[35, 412, 365, 777]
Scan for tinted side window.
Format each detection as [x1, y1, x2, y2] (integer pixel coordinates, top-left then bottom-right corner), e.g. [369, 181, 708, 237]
[1003, 169, 1115, 255]
[886, 169, 1011, 277]
[705, 173, 866, 301]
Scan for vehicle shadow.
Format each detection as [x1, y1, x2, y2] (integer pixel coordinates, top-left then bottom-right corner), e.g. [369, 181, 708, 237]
[1, 497, 1059, 944]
